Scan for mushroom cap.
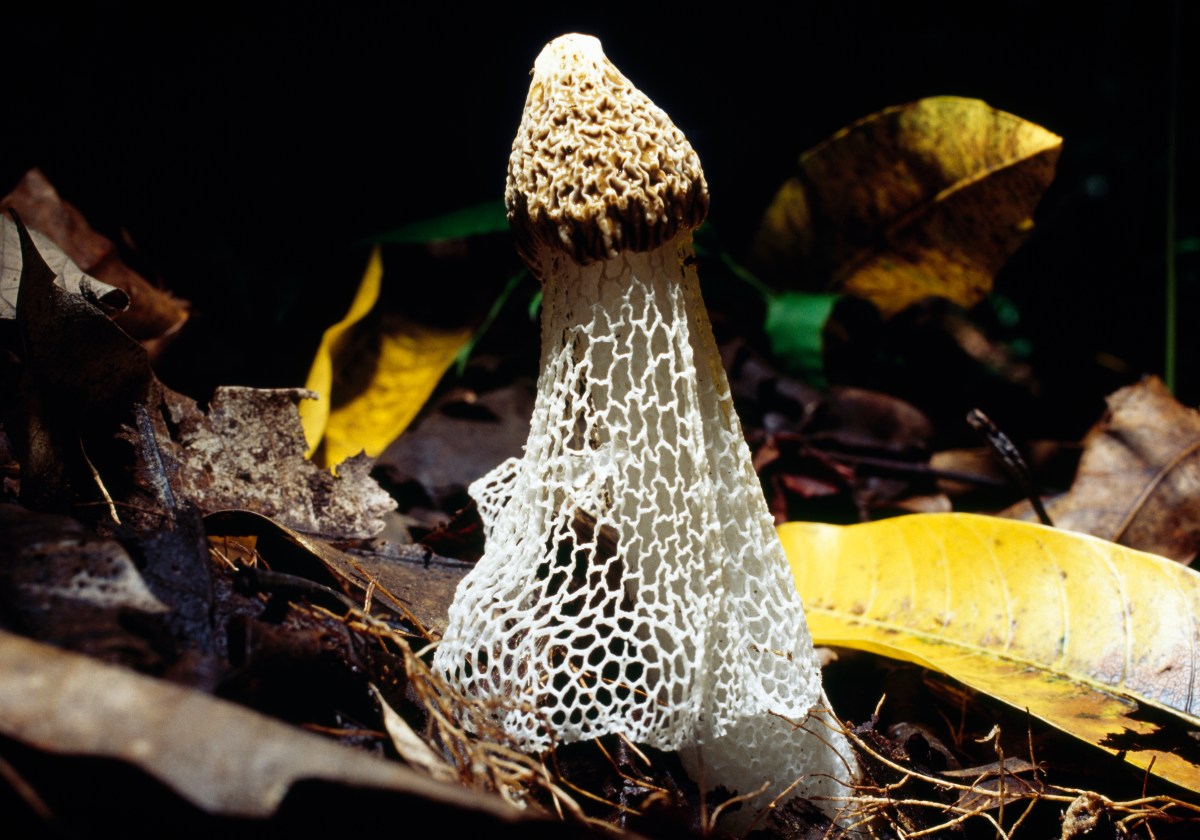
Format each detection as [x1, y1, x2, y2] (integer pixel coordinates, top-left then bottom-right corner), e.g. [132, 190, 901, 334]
[506, 34, 709, 270]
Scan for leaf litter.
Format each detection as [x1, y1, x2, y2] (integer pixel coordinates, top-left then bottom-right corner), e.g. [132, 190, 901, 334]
[0, 210, 709, 838]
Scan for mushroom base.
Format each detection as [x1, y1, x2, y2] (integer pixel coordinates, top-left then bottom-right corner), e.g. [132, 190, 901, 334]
[434, 236, 857, 824]
[679, 693, 857, 831]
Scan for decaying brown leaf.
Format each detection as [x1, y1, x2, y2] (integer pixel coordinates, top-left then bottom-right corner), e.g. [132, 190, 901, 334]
[741, 374, 942, 521]
[166, 387, 395, 539]
[0, 504, 167, 667]
[8, 210, 154, 512]
[6, 213, 219, 672]
[1004, 376, 1200, 563]
[1, 170, 188, 340]
[377, 382, 534, 506]
[372, 685, 459, 783]
[931, 441, 1077, 498]
[751, 97, 1062, 316]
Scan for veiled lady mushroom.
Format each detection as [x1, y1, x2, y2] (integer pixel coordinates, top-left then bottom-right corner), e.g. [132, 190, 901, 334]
[434, 34, 857, 825]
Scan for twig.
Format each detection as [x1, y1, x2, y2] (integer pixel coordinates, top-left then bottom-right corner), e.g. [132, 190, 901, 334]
[79, 437, 120, 525]
[966, 409, 1052, 526]
[0, 753, 53, 822]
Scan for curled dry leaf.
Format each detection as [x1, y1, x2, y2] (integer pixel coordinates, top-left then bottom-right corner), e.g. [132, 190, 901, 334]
[1, 170, 188, 339]
[8, 210, 155, 512]
[945, 757, 1052, 813]
[1005, 376, 1200, 564]
[371, 685, 459, 784]
[782, 512, 1200, 793]
[751, 97, 1062, 316]
[0, 213, 127, 319]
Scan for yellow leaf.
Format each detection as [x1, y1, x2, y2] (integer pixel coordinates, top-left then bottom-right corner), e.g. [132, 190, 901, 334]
[752, 97, 1062, 316]
[300, 246, 470, 468]
[299, 247, 383, 455]
[781, 512, 1200, 792]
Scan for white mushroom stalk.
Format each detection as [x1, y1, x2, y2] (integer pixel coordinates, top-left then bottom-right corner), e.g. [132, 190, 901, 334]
[434, 34, 857, 825]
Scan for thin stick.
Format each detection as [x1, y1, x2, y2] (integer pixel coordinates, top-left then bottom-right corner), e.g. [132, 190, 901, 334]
[80, 437, 121, 525]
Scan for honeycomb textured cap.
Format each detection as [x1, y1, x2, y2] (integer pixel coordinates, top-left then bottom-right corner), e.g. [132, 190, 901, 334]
[506, 34, 709, 268]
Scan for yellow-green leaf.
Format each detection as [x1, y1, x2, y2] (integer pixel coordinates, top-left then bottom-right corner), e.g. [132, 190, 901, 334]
[299, 246, 469, 468]
[752, 97, 1062, 316]
[781, 512, 1200, 792]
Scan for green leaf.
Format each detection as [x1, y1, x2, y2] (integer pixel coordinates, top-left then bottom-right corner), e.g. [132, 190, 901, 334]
[370, 201, 508, 244]
[764, 291, 839, 383]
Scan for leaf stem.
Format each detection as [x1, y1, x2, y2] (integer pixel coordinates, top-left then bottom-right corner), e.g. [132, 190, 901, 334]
[1165, 0, 1180, 392]
[454, 269, 528, 375]
[717, 250, 776, 300]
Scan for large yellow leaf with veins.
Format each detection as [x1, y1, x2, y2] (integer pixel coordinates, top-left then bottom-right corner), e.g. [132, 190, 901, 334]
[781, 512, 1200, 792]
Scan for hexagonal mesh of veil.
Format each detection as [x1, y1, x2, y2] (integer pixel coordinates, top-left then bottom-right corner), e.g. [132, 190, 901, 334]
[433, 240, 856, 822]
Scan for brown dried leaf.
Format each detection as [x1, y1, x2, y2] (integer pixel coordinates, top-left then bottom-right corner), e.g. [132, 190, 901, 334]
[810, 386, 934, 454]
[931, 442, 1076, 497]
[952, 770, 1049, 813]
[377, 382, 534, 505]
[372, 685, 459, 783]
[8, 216, 394, 541]
[8, 211, 153, 512]
[0, 504, 167, 667]
[0, 629, 527, 822]
[1004, 377, 1200, 563]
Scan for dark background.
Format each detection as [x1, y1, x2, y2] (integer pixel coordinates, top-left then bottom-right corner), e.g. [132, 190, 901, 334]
[8, 2, 1197, 434]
